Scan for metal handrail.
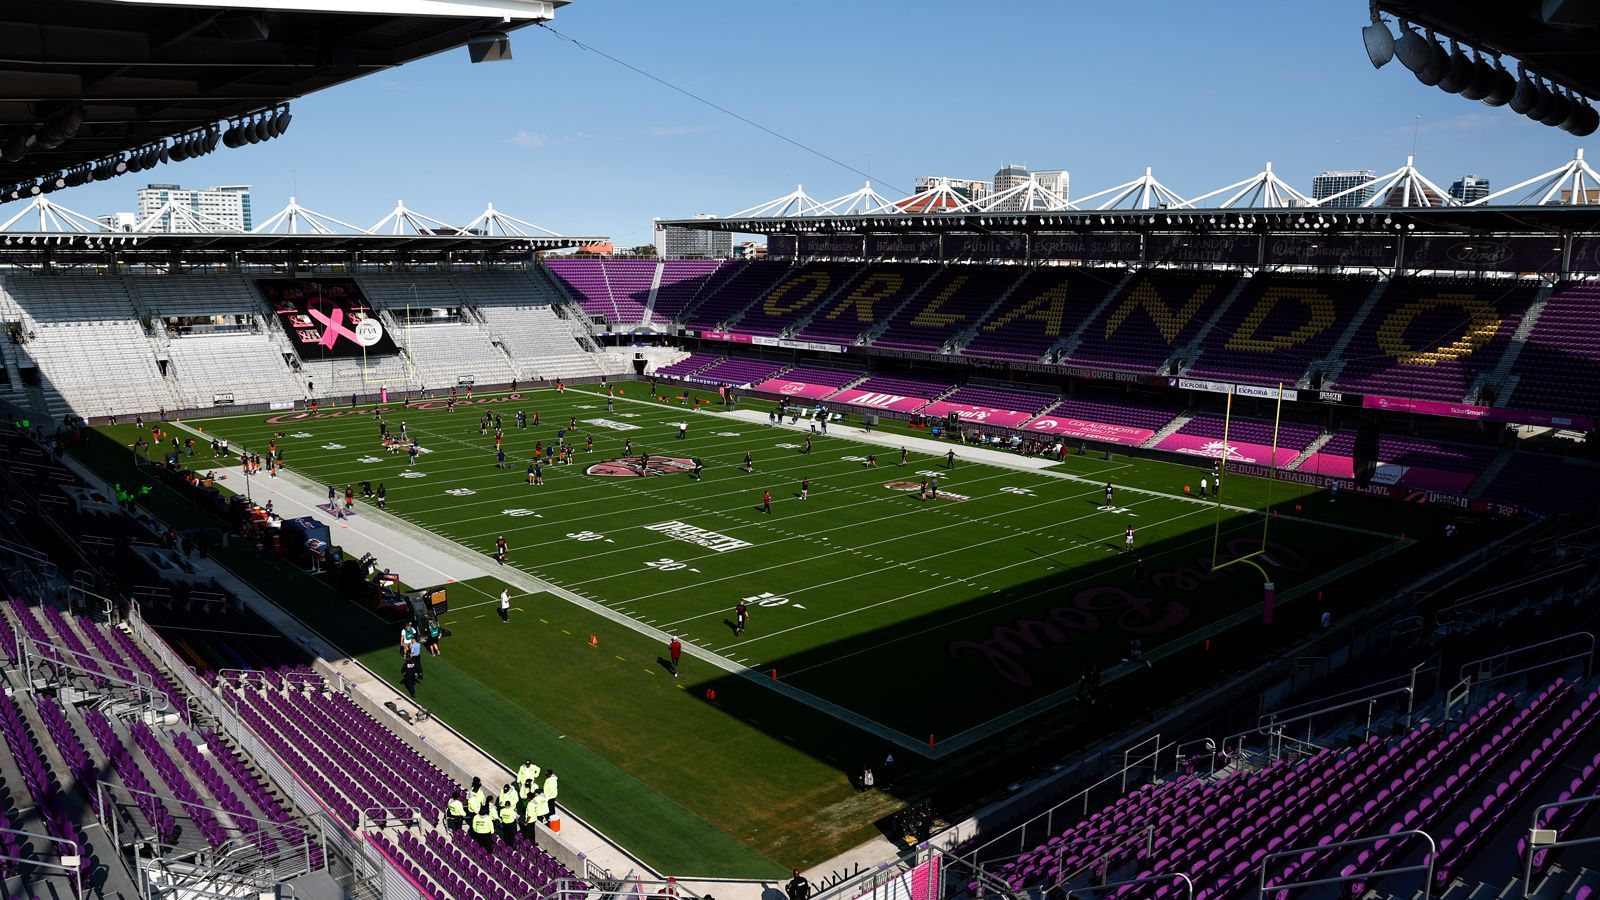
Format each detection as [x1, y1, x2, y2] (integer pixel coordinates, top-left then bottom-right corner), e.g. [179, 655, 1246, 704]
[1522, 792, 1600, 896]
[1221, 685, 1413, 758]
[1458, 631, 1596, 683]
[1435, 560, 1592, 625]
[1064, 869, 1193, 900]
[358, 806, 421, 831]
[0, 826, 82, 900]
[1259, 829, 1436, 900]
[1040, 825, 1157, 897]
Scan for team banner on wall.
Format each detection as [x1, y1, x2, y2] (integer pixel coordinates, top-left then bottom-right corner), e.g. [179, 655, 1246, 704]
[1401, 235, 1565, 272]
[941, 232, 1028, 259]
[260, 279, 398, 360]
[866, 233, 941, 258]
[1032, 232, 1143, 262]
[1265, 234, 1399, 268]
[1144, 233, 1259, 265]
[796, 234, 865, 258]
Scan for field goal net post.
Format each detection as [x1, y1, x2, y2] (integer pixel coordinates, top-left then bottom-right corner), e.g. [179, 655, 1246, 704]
[1209, 383, 1286, 623]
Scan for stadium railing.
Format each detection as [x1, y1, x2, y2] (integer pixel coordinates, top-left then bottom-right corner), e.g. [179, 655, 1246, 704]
[126, 603, 403, 900]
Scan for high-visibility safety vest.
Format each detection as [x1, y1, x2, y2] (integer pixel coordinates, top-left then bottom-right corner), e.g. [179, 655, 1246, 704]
[520, 780, 538, 802]
[532, 793, 550, 819]
[524, 798, 540, 825]
[499, 786, 517, 807]
[499, 804, 518, 825]
[447, 798, 466, 819]
[471, 813, 495, 835]
[466, 788, 487, 813]
[542, 774, 558, 801]
[517, 763, 540, 785]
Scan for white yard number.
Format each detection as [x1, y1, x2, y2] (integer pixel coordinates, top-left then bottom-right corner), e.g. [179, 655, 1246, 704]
[567, 530, 606, 542]
[321, 443, 346, 450]
[399, 471, 427, 479]
[840, 455, 867, 462]
[616, 413, 640, 418]
[1000, 486, 1036, 496]
[356, 456, 384, 464]
[445, 488, 476, 497]
[502, 508, 540, 518]
[645, 558, 688, 571]
[916, 469, 945, 478]
[775, 442, 801, 449]
[743, 591, 806, 609]
[573, 404, 595, 409]
[289, 432, 313, 439]
[715, 431, 742, 438]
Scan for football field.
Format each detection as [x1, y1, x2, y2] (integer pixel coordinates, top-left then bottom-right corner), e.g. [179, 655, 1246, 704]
[198, 384, 1411, 746]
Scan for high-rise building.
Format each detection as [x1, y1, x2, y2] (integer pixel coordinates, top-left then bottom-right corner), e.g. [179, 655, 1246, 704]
[993, 164, 1030, 195]
[1032, 169, 1070, 200]
[653, 214, 733, 259]
[96, 212, 138, 232]
[1449, 174, 1491, 203]
[1311, 170, 1375, 208]
[135, 183, 253, 232]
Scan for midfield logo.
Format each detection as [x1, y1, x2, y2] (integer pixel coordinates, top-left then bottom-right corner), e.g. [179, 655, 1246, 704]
[587, 456, 696, 478]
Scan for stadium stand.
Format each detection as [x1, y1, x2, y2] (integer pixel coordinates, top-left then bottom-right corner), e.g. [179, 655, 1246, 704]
[961, 267, 1095, 362]
[792, 263, 940, 345]
[652, 260, 735, 324]
[1506, 279, 1600, 415]
[870, 264, 1026, 352]
[1331, 278, 1540, 403]
[654, 352, 722, 378]
[724, 262, 863, 337]
[1182, 275, 1375, 388]
[1066, 270, 1242, 374]
[687, 356, 789, 386]
[544, 258, 654, 325]
[681, 260, 794, 332]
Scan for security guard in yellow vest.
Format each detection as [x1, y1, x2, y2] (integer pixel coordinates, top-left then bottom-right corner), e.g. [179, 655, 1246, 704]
[517, 759, 541, 786]
[470, 807, 496, 850]
[522, 792, 541, 839]
[499, 783, 518, 809]
[520, 779, 538, 803]
[445, 791, 467, 830]
[541, 770, 558, 803]
[530, 788, 551, 824]
[466, 778, 488, 815]
[498, 796, 519, 840]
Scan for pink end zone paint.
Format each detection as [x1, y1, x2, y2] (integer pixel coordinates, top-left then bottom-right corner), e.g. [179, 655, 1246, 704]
[1021, 416, 1154, 446]
[751, 379, 840, 400]
[1155, 433, 1301, 467]
[919, 401, 1036, 429]
[829, 389, 931, 413]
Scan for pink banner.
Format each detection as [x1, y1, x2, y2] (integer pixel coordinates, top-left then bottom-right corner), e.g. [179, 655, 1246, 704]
[830, 388, 931, 413]
[698, 330, 754, 344]
[1362, 393, 1593, 430]
[1298, 453, 1477, 493]
[1022, 415, 1154, 446]
[752, 378, 839, 400]
[1156, 433, 1300, 467]
[920, 401, 1036, 429]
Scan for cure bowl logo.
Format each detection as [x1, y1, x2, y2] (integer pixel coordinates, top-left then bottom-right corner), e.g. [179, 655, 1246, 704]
[587, 455, 697, 478]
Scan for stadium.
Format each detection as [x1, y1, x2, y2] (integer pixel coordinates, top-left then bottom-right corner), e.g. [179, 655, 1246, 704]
[2, 1, 1600, 900]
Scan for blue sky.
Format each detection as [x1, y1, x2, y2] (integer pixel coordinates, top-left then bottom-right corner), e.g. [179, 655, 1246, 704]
[50, 0, 1591, 246]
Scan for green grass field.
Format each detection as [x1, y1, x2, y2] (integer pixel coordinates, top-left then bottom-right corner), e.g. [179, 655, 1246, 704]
[77, 383, 1466, 873]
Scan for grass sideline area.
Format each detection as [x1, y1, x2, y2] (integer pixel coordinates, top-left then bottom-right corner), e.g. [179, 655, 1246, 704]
[70, 382, 1478, 872]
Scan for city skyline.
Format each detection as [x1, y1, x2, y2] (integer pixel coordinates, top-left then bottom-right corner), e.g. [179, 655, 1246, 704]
[19, 1, 1591, 245]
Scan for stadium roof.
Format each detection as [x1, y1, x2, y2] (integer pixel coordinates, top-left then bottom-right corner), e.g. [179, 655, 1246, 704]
[1, 0, 565, 190]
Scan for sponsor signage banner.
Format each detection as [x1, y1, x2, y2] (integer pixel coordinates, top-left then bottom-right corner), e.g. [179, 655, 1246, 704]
[866, 233, 941, 258]
[942, 232, 1028, 259]
[1361, 394, 1593, 429]
[1264, 234, 1398, 268]
[1031, 232, 1142, 262]
[749, 334, 846, 353]
[1402, 234, 1564, 273]
[1170, 377, 1299, 401]
[751, 378, 839, 400]
[1145, 233, 1258, 265]
[1315, 389, 1363, 406]
[919, 401, 1036, 429]
[829, 389, 930, 413]
[261, 278, 399, 360]
[697, 330, 754, 344]
[1155, 433, 1300, 467]
[1297, 453, 1476, 493]
[212, 392, 235, 405]
[797, 234, 865, 258]
[643, 520, 751, 553]
[767, 234, 798, 258]
[1226, 462, 1516, 517]
[1021, 416, 1154, 446]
